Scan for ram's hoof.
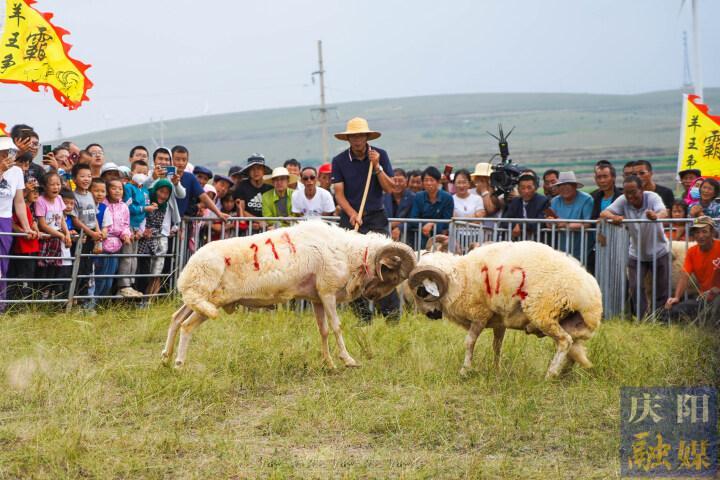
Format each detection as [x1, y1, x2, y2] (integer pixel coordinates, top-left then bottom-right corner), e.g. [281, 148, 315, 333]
[174, 360, 184, 369]
[343, 357, 359, 368]
[459, 367, 470, 377]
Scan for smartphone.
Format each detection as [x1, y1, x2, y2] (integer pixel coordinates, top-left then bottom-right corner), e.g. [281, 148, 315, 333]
[42, 144, 52, 156]
[165, 165, 176, 176]
[443, 164, 453, 176]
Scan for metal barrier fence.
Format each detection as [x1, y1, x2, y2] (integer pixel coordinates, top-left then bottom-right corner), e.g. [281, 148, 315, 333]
[1, 215, 702, 323]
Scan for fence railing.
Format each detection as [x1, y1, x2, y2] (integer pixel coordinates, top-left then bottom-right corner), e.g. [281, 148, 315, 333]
[1, 215, 703, 323]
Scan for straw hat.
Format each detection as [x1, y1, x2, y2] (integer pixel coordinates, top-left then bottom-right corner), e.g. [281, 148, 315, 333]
[264, 167, 298, 185]
[554, 171, 584, 189]
[690, 215, 716, 230]
[334, 117, 381, 141]
[470, 162, 492, 178]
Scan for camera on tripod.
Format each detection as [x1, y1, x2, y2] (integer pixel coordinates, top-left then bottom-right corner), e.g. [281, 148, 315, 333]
[487, 124, 524, 197]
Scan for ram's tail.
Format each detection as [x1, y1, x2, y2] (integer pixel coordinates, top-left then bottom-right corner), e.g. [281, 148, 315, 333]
[177, 253, 225, 318]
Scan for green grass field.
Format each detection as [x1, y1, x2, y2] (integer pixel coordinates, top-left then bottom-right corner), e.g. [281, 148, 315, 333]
[0, 302, 717, 479]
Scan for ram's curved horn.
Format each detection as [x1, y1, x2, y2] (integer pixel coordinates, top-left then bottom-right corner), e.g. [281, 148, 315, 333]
[408, 265, 449, 299]
[375, 243, 416, 282]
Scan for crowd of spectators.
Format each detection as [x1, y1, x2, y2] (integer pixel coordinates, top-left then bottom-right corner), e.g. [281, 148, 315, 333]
[0, 122, 718, 320]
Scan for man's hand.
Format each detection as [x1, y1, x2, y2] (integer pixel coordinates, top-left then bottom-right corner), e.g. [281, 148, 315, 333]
[645, 210, 658, 221]
[665, 297, 680, 310]
[64, 234, 73, 248]
[609, 215, 624, 225]
[422, 222, 435, 237]
[349, 211, 363, 228]
[42, 153, 59, 170]
[171, 173, 181, 185]
[88, 230, 102, 242]
[14, 137, 33, 154]
[368, 146, 380, 170]
[153, 164, 165, 180]
[512, 224, 521, 238]
[218, 212, 231, 222]
[703, 287, 719, 302]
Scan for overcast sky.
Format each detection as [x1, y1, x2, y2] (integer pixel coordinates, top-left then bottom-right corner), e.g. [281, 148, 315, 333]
[2, 0, 718, 140]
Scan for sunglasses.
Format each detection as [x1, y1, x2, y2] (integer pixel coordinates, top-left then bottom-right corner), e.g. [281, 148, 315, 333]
[301, 175, 316, 181]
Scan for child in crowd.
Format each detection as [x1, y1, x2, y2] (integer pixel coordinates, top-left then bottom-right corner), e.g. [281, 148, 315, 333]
[117, 160, 153, 298]
[138, 179, 173, 300]
[9, 179, 40, 299]
[60, 188, 76, 298]
[666, 200, 691, 242]
[70, 163, 102, 309]
[211, 193, 238, 240]
[35, 172, 72, 299]
[190, 184, 216, 252]
[96, 179, 132, 298]
[90, 178, 112, 303]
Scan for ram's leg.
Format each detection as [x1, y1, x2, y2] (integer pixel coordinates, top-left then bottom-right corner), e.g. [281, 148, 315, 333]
[568, 340, 593, 369]
[536, 322, 574, 379]
[321, 294, 358, 367]
[460, 321, 485, 376]
[174, 311, 207, 368]
[492, 327, 506, 370]
[312, 301, 335, 369]
[162, 304, 192, 364]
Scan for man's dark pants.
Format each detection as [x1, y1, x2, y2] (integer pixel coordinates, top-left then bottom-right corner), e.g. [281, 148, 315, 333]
[627, 252, 670, 318]
[340, 209, 401, 323]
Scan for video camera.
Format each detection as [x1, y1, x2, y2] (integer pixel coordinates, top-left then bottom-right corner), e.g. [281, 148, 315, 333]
[487, 124, 524, 197]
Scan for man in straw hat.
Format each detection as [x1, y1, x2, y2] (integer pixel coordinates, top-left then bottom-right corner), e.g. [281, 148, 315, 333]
[332, 117, 399, 323]
[664, 216, 720, 324]
[549, 171, 594, 264]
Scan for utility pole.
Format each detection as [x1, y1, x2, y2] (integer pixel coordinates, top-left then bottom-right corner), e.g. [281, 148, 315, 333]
[311, 40, 333, 163]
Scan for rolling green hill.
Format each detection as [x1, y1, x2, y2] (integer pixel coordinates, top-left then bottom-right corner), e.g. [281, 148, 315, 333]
[68, 89, 720, 184]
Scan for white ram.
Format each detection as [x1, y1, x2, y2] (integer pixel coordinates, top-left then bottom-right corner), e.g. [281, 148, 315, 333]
[408, 241, 602, 379]
[163, 221, 416, 368]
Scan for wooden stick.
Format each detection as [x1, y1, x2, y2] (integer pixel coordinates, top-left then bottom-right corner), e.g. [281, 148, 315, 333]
[354, 147, 375, 231]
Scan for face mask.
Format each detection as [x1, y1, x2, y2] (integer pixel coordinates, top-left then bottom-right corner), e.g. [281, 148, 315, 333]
[132, 173, 148, 185]
[689, 187, 701, 200]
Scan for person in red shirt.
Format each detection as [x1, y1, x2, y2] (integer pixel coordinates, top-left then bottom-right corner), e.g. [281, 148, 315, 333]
[9, 179, 41, 299]
[665, 216, 720, 324]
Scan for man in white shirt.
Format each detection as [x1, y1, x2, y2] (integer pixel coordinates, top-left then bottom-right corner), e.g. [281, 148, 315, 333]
[292, 166, 335, 218]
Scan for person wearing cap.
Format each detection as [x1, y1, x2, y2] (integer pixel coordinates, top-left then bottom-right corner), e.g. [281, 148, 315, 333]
[317, 163, 333, 192]
[332, 117, 399, 323]
[549, 171, 594, 257]
[678, 168, 701, 201]
[232, 154, 273, 228]
[665, 216, 720, 323]
[100, 162, 121, 182]
[262, 167, 295, 228]
[193, 166, 213, 188]
[212, 174, 234, 210]
[228, 166, 245, 188]
[0, 136, 35, 309]
[502, 170, 550, 240]
[118, 166, 131, 184]
[170, 146, 228, 221]
[471, 162, 502, 216]
[600, 175, 670, 317]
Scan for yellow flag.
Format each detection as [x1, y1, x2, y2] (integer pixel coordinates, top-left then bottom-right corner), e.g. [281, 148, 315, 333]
[0, 0, 91, 109]
[677, 94, 720, 178]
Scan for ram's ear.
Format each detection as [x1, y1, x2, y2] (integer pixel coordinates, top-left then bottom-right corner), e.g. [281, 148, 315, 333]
[375, 244, 416, 282]
[408, 266, 448, 300]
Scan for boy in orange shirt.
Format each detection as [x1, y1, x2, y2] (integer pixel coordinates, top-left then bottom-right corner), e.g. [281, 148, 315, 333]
[665, 216, 720, 323]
